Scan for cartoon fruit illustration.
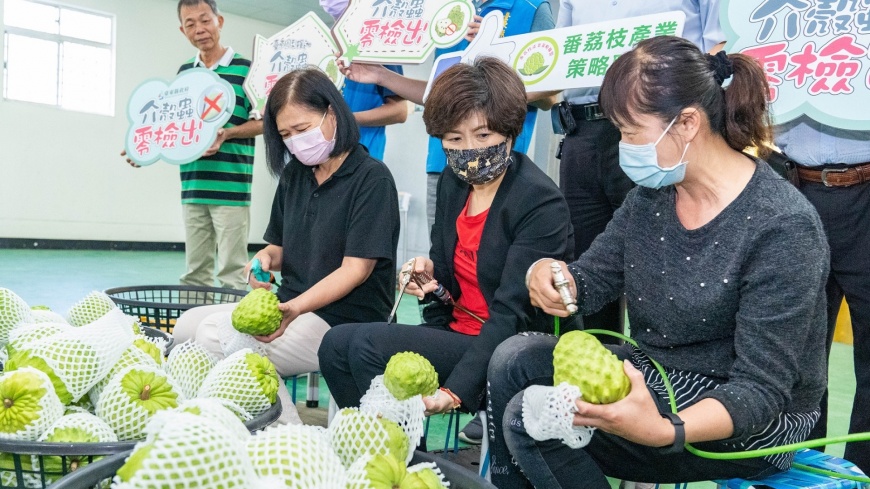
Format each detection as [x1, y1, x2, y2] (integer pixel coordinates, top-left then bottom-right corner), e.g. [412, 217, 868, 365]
[520, 52, 548, 76]
[231, 289, 283, 336]
[96, 365, 181, 440]
[197, 349, 279, 418]
[383, 352, 438, 400]
[329, 408, 411, 468]
[552, 331, 630, 404]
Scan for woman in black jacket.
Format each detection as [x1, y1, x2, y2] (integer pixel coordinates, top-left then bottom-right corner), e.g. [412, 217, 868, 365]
[318, 57, 574, 418]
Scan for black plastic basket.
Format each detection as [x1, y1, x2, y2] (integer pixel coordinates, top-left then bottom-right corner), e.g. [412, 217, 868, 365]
[0, 398, 280, 488]
[104, 285, 246, 333]
[51, 449, 496, 489]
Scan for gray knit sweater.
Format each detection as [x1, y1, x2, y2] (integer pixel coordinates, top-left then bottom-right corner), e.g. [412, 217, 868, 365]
[567, 160, 830, 441]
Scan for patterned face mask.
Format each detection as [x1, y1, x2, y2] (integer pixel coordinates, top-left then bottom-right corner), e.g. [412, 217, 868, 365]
[444, 140, 512, 186]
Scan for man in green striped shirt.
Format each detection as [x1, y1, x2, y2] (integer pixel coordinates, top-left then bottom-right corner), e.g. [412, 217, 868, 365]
[175, 0, 261, 290]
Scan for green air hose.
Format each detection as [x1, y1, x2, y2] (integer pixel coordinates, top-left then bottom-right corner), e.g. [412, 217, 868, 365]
[575, 328, 870, 483]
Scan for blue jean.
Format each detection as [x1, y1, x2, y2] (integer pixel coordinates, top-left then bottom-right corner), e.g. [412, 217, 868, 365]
[489, 334, 778, 489]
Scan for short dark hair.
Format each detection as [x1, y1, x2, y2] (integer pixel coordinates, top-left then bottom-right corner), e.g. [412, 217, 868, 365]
[177, 0, 219, 21]
[599, 36, 772, 157]
[263, 68, 360, 178]
[423, 57, 527, 141]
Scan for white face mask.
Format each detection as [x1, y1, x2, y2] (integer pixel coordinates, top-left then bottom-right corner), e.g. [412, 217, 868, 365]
[282, 112, 336, 167]
[618, 115, 690, 189]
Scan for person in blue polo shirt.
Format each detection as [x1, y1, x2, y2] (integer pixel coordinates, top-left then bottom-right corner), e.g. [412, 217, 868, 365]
[320, 0, 408, 160]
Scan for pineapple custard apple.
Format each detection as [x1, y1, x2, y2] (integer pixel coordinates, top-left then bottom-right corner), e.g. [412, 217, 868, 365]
[0, 367, 64, 440]
[0, 288, 33, 347]
[231, 288, 282, 336]
[383, 352, 439, 400]
[553, 331, 631, 404]
[164, 340, 216, 400]
[346, 454, 408, 489]
[96, 365, 180, 440]
[197, 349, 279, 417]
[329, 408, 411, 468]
[35, 412, 118, 482]
[67, 291, 117, 327]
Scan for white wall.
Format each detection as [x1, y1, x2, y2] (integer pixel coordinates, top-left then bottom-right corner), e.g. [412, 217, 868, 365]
[0, 0, 284, 244]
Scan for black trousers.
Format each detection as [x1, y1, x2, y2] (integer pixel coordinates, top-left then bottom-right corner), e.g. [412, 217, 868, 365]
[559, 117, 634, 342]
[318, 321, 476, 409]
[800, 178, 870, 473]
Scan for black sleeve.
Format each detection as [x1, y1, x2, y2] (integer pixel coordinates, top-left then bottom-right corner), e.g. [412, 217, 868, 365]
[444, 182, 573, 409]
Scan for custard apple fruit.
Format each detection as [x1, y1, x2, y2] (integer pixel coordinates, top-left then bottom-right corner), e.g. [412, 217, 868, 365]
[197, 349, 279, 418]
[96, 364, 181, 440]
[0, 288, 32, 347]
[164, 340, 217, 400]
[329, 408, 411, 468]
[67, 291, 117, 327]
[231, 289, 282, 336]
[0, 367, 64, 440]
[346, 453, 408, 489]
[247, 424, 345, 488]
[383, 352, 439, 400]
[553, 331, 630, 404]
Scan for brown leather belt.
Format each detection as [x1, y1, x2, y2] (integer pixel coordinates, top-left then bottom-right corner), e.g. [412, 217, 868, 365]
[797, 163, 870, 187]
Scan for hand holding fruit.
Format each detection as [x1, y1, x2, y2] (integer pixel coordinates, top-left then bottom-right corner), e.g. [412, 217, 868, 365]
[571, 360, 673, 447]
[254, 300, 299, 343]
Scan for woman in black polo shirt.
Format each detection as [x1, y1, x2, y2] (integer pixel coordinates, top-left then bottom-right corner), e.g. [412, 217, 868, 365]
[174, 68, 400, 424]
[318, 57, 574, 420]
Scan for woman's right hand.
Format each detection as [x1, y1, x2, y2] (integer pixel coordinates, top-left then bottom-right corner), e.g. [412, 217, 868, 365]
[404, 256, 437, 299]
[528, 259, 576, 317]
[245, 254, 274, 290]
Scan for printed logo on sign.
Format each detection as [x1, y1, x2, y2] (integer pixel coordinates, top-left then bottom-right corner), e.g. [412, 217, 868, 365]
[430, 1, 473, 47]
[198, 85, 230, 122]
[514, 37, 559, 86]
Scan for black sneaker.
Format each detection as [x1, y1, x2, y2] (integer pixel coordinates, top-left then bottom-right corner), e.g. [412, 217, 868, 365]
[458, 416, 483, 445]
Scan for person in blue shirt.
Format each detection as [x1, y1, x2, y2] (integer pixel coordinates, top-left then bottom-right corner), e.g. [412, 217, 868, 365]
[338, 0, 559, 229]
[320, 0, 408, 161]
[552, 0, 725, 345]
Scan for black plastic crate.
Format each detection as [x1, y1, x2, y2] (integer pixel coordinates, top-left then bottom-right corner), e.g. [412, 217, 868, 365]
[104, 285, 246, 333]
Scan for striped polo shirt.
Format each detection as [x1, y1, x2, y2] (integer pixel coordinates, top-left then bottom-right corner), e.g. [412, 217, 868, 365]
[177, 48, 255, 206]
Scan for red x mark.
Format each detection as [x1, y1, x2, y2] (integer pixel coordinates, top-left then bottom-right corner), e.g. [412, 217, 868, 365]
[201, 92, 224, 119]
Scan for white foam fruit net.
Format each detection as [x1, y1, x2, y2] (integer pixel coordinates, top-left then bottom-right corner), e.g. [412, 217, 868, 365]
[111, 411, 257, 489]
[328, 407, 412, 468]
[408, 461, 451, 488]
[33, 411, 119, 481]
[247, 423, 346, 488]
[175, 398, 251, 442]
[360, 375, 425, 451]
[197, 349, 272, 418]
[89, 341, 161, 408]
[216, 313, 267, 357]
[29, 309, 69, 325]
[7, 322, 72, 351]
[345, 453, 395, 489]
[522, 383, 596, 449]
[22, 308, 135, 403]
[164, 340, 217, 400]
[96, 364, 183, 441]
[66, 291, 118, 327]
[0, 287, 33, 347]
[0, 367, 65, 441]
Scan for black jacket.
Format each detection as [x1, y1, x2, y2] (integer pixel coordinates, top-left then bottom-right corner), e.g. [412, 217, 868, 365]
[425, 151, 575, 409]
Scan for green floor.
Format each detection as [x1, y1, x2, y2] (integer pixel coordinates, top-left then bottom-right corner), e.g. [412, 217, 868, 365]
[0, 249, 858, 476]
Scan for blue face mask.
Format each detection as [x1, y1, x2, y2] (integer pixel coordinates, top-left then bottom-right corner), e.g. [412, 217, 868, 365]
[618, 116, 690, 189]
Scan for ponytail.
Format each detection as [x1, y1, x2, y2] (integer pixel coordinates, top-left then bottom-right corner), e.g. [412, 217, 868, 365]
[722, 53, 772, 159]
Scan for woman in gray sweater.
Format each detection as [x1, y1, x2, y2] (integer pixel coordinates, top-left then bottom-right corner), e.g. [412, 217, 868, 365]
[489, 36, 830, 488]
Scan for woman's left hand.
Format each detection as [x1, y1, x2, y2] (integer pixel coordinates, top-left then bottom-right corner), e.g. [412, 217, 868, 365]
[423, 391, 457, 416]
[255, 300, 301, 343]
[572, 360, 674, 447]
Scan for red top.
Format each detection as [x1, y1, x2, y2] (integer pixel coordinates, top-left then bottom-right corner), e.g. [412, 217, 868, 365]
[450, 197, 490, 335]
